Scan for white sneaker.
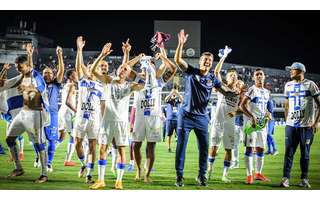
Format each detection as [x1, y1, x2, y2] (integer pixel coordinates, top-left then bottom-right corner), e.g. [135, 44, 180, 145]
[222, 175, 232, 183]
[272, 151, 279, 156]
[299, 179, 311, 188]
[47, 165, 53, 173]
[34, 158, 41, 168]
[280, 177, 290, 188]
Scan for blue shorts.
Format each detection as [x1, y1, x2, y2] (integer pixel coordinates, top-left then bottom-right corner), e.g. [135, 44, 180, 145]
[44, 111, 58, 141]
[166, 120, 177, 136]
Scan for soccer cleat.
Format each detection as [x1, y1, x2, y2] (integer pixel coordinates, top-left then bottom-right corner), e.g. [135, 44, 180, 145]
[19, 152, 24, 161]
[272, 151, 279, 156]
[222, 175, 232, 183]
[298, 179, 311, 188]
[127, 164, 134, 172]
[168, 148, 172, 153]
[246, 175, 254, 184]
[280, 177, 290, 188]
[175, 176, 184, 187]
[86, 175, 95, 184]
[47, 165, 53, 173]
[89, 180, 106, 190]
[78, 166, 86, 178]
[8, 169, 25, 177]
[144, 175, 153, 183]
[196, 175, 208, 187]
[255, 173, 271, 182]
[115, 180, 123, 189]
[34, 157, 41, 168]
[64, 160, 76, 166]
[34, 175, 48, 183]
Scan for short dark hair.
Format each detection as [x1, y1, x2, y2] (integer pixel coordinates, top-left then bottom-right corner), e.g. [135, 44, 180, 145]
[255, 68, 263, 72]
[201, 52, 214, 58]
[65, 69, 75, 79]
[15, 55, 28, 64]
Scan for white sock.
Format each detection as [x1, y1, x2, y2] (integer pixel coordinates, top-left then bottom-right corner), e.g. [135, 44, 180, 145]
[39, 150, 48, 176]
[98, 159, 107, 181]
[208, 156, 215, 171]
[116, 163, 125, 181]
[245, 153, 253, 176]
[223, 160, 231, 177]
[111, 147, 117, 171]
[129, 160, 134, 165]
[78, 155, 86, 167]
[256, 153, 264, 174]
[86, 163, 94, 176]
[66, 141, 75, 162]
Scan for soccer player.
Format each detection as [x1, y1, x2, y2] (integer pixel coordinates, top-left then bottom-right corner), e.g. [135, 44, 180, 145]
[58, 68, 78, 166]
[132, 48, 177, 183]
[164, 85, 183, 152]
[174, 29, 235, 187]
[208, 49, 242, 183]
[240, 68, 272, 185]
[280, 62, 320, 188]
[1, 55, 50, 183]
[41, 46, 65, 172]
[89, 42, 145, 190]
[73, 36, 106, 184]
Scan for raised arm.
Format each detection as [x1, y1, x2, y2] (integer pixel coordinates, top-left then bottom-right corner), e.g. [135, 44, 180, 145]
[214, 46, 232, 82]
[174, 29, 189, 72]
[127, 53, 144, 68]
[122, 39, 131, 64]
[130, 82, 145, 91]
[56, 46, 65, 83]
[26, 43, 34, 68]
[76, 36, 85, 80]
[91, 43, 113, 84]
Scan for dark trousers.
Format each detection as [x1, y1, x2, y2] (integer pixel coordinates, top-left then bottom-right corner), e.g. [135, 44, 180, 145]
[283, 125, 314, 179]
[175, 110, 209, 177]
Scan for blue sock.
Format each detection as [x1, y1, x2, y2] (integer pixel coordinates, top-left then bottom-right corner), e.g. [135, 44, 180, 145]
[47, 140, 56, 165]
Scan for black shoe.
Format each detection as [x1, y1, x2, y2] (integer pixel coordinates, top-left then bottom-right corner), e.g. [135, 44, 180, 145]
[168, 148, 172, 153]
[196, 175, 208, 187]
[175, 175, 184, 187]
[86, 175, 95, 184]
[34, 175, 48, 183]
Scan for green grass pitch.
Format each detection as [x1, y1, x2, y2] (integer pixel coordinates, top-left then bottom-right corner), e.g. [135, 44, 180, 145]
[0, 119, 319, 190]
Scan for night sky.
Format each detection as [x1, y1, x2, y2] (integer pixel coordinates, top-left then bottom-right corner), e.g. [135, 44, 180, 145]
[0, 10, 319, 74]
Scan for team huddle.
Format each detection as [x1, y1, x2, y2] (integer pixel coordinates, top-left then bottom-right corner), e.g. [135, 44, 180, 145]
[0, 29, 319, 189]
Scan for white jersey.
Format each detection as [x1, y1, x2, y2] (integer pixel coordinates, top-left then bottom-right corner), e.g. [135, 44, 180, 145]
[134, 80, 164, 119]
[245, 85, 270, 121]
[103, 80, 132, 122]
[59, 82, 77, 114]
[75, 78, 105, 121]
[284, 79, 320, 127]
[213, 91, 240, 123]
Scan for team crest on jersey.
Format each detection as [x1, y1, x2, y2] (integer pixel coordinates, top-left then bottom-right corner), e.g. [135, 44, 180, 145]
[206, 79, 213, 87]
